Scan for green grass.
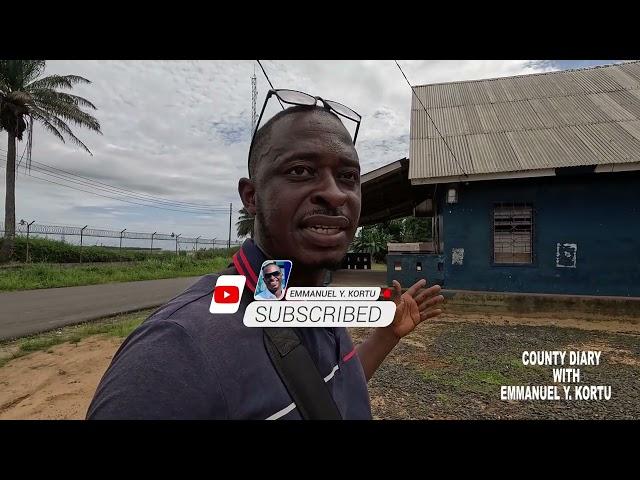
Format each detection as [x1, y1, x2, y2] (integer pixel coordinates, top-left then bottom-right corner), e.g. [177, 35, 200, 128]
[371, 262, 388, 272]
[415, 327, 549, 396]
[0, 309, 152, 368]
[0, 255, 231, 291]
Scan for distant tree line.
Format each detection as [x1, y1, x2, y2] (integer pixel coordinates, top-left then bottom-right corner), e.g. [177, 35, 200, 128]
[351, 217, 432, 262]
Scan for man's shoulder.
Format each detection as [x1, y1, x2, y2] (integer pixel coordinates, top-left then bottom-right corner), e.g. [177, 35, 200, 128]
[140, 266, 257, 348]
[254, 289, 274, 299]
[149, 266, 236, 321]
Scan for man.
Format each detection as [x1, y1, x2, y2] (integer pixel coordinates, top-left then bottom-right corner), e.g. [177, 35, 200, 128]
[87, 101, 444, 420]
[255, 261, 285, 300]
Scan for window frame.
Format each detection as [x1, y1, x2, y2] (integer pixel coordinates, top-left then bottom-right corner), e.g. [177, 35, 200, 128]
[490, 202, 537, 267]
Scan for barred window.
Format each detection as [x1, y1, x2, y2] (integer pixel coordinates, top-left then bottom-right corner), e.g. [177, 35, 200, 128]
[493, 203, 533, 264]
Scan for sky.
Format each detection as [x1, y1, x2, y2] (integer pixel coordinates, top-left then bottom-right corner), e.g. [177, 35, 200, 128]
[0, 60, 621, 248]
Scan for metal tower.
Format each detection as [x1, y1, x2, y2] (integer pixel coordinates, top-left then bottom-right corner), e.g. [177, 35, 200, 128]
[251, 64, 258, 135]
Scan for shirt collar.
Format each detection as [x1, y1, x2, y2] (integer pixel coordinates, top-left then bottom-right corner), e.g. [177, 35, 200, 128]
[232, 238, 267, 293]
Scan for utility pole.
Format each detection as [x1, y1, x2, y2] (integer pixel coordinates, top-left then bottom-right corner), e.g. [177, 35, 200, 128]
[175, 234, 181, 255]
[228, 203, 232, 249]
[151, 232, 156, 254]
[195, 236, 201, 253]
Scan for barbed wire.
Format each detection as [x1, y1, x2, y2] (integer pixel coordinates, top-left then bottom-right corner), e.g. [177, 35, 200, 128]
[1, 221, 241, 246]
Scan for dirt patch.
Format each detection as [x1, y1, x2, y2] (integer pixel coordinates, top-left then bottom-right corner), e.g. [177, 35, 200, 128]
[563, 341, 640, 367]
[0, 336, 121, 419]
[352, 319, 640, 420]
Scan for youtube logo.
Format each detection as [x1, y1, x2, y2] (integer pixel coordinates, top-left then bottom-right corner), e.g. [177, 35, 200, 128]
[209, 275, 246, 314]
[214, 285, 239, 304]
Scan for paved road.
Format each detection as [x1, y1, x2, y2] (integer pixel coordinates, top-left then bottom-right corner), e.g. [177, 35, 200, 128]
[0, 276, 204, 341]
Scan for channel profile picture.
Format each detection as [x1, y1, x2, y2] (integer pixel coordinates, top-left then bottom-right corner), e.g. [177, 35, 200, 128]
[254, 260, 292, 301]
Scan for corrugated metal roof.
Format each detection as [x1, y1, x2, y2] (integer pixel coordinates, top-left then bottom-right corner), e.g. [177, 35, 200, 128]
[409, 61, 640, 181]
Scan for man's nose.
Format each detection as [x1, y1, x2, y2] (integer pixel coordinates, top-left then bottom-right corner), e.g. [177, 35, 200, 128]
[310, 172, 348, 209]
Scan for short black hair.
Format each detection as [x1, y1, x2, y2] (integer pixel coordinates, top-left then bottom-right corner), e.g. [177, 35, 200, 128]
[262, 260, 280, 271]
[248, 105, 343, 179]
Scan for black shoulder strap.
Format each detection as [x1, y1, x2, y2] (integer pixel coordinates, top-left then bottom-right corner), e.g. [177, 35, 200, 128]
[263, 328, 342, 420]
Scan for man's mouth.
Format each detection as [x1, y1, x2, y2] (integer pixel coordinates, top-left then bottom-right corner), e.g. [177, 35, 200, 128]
[301, 215, 350, 231]
[299, 214, 350, 247]
[305, 225, 344, 235]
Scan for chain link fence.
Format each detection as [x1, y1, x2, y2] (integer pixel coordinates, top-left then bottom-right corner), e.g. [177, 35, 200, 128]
[1, 221, 241, 262]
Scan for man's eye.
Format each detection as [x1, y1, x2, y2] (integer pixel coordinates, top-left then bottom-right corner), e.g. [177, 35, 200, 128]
[286, 166, 314, 177]
[341, 171, 360, 182]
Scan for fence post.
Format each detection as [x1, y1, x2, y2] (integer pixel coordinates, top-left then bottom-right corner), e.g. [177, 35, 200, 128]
[175, 234, 181, 255]
[26, 220, 35, 263]
[119, 228, 127, 261]
[195, 236, 200, 254]
[228, 202, 232, 249]
[119, 228, 126, 255]
[80, 225, 88, 263]
[151, 232, 156, 254]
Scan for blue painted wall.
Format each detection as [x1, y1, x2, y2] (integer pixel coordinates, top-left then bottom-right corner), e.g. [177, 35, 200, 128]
[439, 171, 640, 297]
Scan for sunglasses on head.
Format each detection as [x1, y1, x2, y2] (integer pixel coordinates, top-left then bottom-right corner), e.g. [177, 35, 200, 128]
[249, 88, 362, 164]
[263, 270, 281, 279]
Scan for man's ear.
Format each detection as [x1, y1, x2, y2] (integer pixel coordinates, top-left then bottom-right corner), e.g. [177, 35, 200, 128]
[238, 177, 257, 216]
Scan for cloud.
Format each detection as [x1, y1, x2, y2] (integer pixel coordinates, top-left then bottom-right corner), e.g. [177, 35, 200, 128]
[1, 59, 599, 241]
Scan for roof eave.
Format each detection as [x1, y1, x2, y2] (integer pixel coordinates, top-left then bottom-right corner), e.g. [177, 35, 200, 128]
[410, 162, 640, 185]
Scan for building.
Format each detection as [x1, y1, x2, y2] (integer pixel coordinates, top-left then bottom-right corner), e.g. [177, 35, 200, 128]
[361, 61, 640, 297]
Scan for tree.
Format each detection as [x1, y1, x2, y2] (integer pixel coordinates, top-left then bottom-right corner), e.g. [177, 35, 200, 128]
[376, 218, 404, 242]
[402, 216, 432, 242]
[0, 60, 101, 262]
[351, 225, 390, 263]
[236, 207, 254, 239]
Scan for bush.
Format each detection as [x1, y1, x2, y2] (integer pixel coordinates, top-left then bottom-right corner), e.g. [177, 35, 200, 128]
[193, 246, 240, 260]
[1, 236, 174, 263]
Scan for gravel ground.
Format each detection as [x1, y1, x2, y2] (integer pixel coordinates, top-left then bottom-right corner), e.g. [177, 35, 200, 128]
[350, 319, 640, 420]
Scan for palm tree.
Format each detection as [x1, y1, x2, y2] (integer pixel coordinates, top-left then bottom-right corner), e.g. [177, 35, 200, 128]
[0, 60, 101, 262]
[236, 207, 255, 239]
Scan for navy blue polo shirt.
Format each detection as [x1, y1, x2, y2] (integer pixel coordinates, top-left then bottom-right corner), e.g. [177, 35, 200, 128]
[87, 239, 372, 420]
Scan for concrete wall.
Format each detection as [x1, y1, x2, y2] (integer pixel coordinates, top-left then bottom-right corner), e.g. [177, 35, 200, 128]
[386, 253, 445, 289]
[437, 171, 640, 297]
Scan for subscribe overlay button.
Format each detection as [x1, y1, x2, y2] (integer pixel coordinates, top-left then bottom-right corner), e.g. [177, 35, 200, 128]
[210, 275, 246, 314]
[243, 301, 396, 327]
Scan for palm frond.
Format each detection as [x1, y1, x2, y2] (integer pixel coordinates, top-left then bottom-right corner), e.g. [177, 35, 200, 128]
[30, 111, 65, 143]
[26, 74, 91, 91]
[30, 107, 92, 154]
[30, 88, 97, 110]
[236, 207, 255, 239]
[0, 60, 45, 91]
[22, 61, 46, 84]
[33, 95, 101, 133]
[0, 78, 10, 93]
[48, 115, 92, 154]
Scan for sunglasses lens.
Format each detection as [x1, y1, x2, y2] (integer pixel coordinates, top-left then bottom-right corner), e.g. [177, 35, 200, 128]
[325, 100, 361, 121]
[277, 89, 316, 106]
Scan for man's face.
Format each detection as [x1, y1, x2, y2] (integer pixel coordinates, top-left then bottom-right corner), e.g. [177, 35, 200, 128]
[262, 264, 282, 293]
[247, 109, 361, 269]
